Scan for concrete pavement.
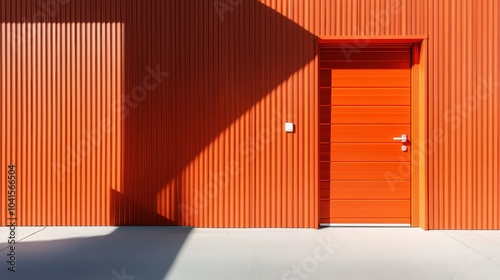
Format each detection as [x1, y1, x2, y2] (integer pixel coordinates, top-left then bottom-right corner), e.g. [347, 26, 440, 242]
[1, 226, 499, 279]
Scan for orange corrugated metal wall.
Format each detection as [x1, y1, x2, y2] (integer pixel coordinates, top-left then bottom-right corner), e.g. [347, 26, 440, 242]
[0, 0, 319, 227]
[1, 0, 125, 226]
[1, 0, 499, 229]
[428, 0, 500, 229]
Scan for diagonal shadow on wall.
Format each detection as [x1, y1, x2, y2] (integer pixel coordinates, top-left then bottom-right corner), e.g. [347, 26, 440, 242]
[0, 0, 317, 278]
[116, 0, 317, 226]
[0, 0, 317, 226]
[0, 0, 316, 278]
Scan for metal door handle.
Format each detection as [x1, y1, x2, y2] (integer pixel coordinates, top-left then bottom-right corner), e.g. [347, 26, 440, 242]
[393, 134, 407, 143]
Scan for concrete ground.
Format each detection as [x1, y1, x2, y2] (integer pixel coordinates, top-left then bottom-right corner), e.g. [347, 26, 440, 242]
[0, 227, 499, 280]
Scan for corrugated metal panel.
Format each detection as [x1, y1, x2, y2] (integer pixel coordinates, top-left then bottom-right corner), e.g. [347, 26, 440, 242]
[1, 0, 499, 229]
[0, 0, 318, 227]
[147, 0, 318, 228]
[428, 0, 500, 229]
[311, 0, 426, 37]
[1, 0, 124, 225]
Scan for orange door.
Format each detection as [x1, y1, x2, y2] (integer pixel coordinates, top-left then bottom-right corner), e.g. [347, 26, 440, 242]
[319, 45, 412, 225]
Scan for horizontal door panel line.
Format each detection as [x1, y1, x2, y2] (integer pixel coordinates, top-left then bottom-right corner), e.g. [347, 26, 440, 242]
[320, 221, 411, 225]
[321, 197, 412, 200]
[319, 197, 410, 200]
[319, 180, 411, 182]
[320, 48, 412, 50]
[325, 87, 412, 90]
[327, 105, 411, 107]
[321, 124, 412, 126]
[321, 186, 412, 190]
[320, 60, 410, 63]
[328, 123, 411, 125]
[326, 199, 411, 201]
[319, 142, 412, 144]
[319, 49, 411, 52]
[328, 143, 412, 146]
[319, 49, 411, 51]
[320, 47, 411, 49]
[320, 55, 411, 58]
[330, 105, 411, 108]
[320, 195, 410, 198]
[327, 217, 412, 219]
[321, 48, 411, 50]
[329, 161, 411, 163]
[319, 86, 411, 89]
[319, 70, 410, 72]
[319, 224, 411, 227]
[323, 161, 411, 163]
[320, 141, 411, 143]
[320, 53, 411, 55]
[320, 198, 411, 203]
[320, 180, 411, 183]
[330, 86, 411, 89]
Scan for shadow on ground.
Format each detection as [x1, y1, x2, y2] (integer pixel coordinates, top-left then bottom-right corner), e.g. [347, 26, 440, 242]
[0, 227, 192, 280]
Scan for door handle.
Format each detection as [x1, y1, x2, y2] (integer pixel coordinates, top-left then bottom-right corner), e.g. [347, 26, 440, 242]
[393, 134, 407, 143]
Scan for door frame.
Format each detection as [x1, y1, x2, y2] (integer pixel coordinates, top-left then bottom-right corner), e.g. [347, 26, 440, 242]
[316, 36, 428, 229]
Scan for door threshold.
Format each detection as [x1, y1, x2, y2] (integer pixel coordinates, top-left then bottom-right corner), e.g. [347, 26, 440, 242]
[320, 223, 411, 227]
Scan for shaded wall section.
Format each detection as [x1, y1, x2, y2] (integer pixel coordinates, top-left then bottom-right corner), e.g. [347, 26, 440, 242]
[119, 0, 317, 227]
